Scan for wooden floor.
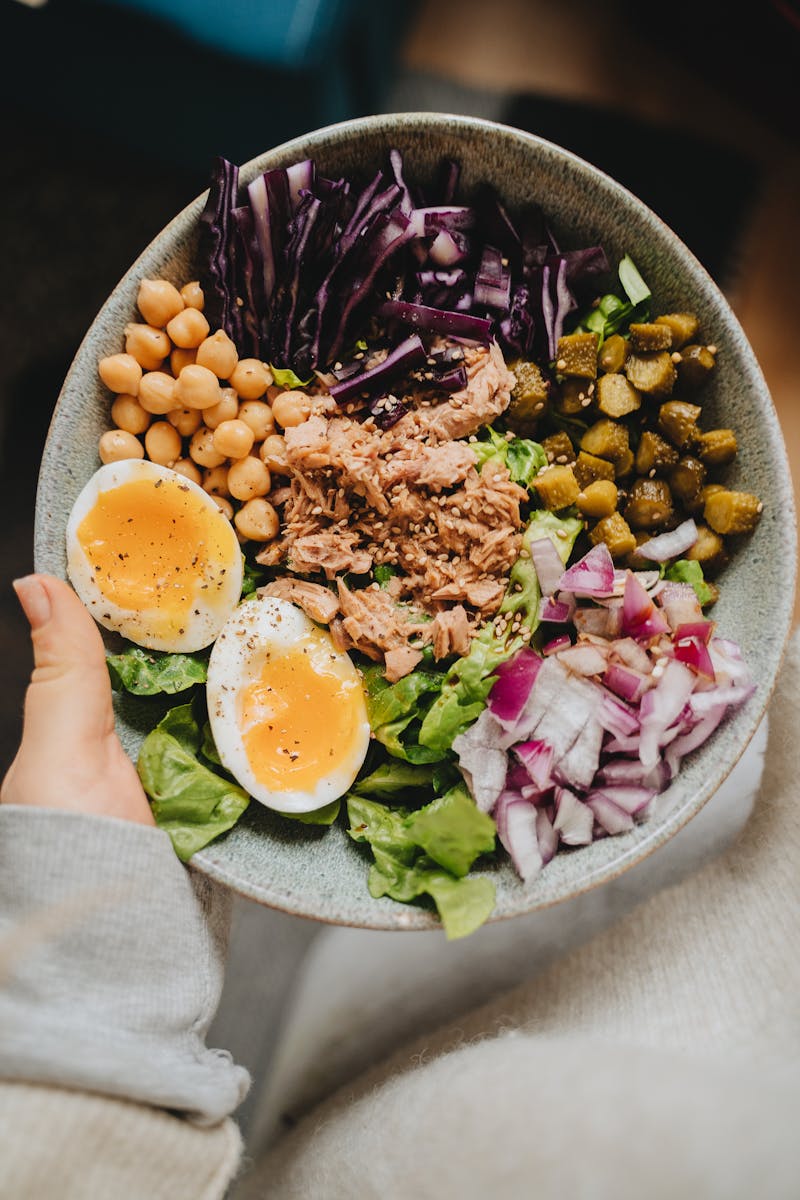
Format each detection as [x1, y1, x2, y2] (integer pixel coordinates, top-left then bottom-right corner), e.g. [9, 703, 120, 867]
[403, 0, 800, 624]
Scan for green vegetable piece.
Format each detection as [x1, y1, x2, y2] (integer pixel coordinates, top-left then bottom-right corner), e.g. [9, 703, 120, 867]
[137, 702, 250, 861]
[269, 364, 313, 389]
[405, 784, 496, 877]
[352, 760, 436, 800]
[106, 645, 208, 696]
[472, 425, 547, 489]
[664, 559, 715, 606]
[241, 556, 269, 598]
[374, 563, 398, 588]
[618, 254, 651, 306]
[362, 664, 446, 764]
[279, 799, 341, 826]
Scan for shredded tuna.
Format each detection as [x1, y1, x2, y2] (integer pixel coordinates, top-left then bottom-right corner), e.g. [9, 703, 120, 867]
[257, 578, 340, 625]
[256, 339, 527, 668]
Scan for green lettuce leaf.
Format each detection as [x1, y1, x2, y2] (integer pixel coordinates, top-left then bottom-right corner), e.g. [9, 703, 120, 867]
[241, 557, 269, 598]
[137, 701, 249, 861]
[575, 255, 651, 344]
[279, 799, 341, 826]
[347, 790, 496, 939]
[269, 364, 313, 389]
[352, 759, 436, 801]
[362, 664, 446, 764]
[417, 509, 582, 754]
[472, 425, 547, 488]
[106, 645, 208, 696]
[664, 558, 715, 606]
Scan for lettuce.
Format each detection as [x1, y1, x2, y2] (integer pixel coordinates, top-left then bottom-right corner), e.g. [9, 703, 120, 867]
[352, 760, 437, 801]
[137, 701, 249, 861]
[575, 254, 651, 344]
[269, 364, 313, 389]
[347, 786, 496, 939]
[362, 664, 447, 764]
[417, 509, 582, 754]
[106, 645, 208, 696]
[472, 425, 547, 489]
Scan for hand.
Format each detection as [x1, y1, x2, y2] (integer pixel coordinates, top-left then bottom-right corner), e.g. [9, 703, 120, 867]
[0, 574, 154, 825]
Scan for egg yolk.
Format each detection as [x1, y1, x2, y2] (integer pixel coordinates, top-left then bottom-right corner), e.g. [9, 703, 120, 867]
[239, 631, 363, 794]
[76, 476, 233, 634]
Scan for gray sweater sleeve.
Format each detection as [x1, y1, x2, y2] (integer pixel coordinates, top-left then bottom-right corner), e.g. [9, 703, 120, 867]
[0, 806, 250, 1125]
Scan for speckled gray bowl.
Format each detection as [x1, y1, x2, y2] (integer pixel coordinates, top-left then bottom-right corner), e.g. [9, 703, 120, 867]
[35, 113, 797, 930]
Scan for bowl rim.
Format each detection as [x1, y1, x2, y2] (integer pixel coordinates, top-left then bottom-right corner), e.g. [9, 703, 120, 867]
[34, 111, 798, 930]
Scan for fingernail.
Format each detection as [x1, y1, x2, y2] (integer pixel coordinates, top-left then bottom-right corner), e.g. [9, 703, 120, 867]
[13, 576, 52, 630]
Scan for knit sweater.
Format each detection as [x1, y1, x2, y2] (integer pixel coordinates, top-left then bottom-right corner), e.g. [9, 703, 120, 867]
[1, 631, 798, 1199]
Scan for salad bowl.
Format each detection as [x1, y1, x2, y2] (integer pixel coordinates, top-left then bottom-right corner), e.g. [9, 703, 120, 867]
[34, 112, 797, 930]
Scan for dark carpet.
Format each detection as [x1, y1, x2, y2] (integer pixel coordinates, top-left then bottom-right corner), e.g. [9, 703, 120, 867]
[0, 4, 780, 773]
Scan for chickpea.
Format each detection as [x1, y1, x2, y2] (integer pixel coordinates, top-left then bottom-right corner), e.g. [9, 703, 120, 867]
[238, 399, 275, 441]
[202, 465, 230, 496]
[124, 323, 170, 371]
[98, 429, 144, 464]
[138, 370, 177, 415]
[196, 330, 238, 380]
[166, 307, 210, 349]
[111, 394, 151, 435]
[230, 358, 272, 401]
[228, 456, 271, 501]
[211, 494, 235, 521]
[271, 389, 312, 428]
[577, 480, 619, 519]
[137, 278, 184, 327]
[167, 406, 202, 437]
[174, 363, 221, 410]
[202, 387, 239, 429]
[170, 346, 197, 376]
[213, 418, 254, 460]
[172, 457, 202, 486]
[98, 353, 142, 395]
[145, 421, 182, 467]
[234, 497, 279, 542]
[189, 427, 227, 468]
[180, 280, 204, 311]
[259, 433, 289, 474]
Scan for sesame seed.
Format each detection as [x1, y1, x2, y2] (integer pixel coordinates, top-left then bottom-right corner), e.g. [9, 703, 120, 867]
[671, 351, 682, 363]
[556, 358, 567, 371]
[707, 344, 717, 355]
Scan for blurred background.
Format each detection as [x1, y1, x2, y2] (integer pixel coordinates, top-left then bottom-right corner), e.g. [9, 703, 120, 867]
[1, 0, 798, 777]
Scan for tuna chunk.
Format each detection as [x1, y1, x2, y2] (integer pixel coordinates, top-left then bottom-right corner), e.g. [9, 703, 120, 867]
[258, 578, 340, 625]
[430, 605, 472, 659]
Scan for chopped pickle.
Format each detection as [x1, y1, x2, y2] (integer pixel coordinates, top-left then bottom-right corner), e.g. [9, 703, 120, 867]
[580, 418, 629, 464]
[541, 430, 576, 465]
[576, 479, 618, 518]
[555, 332, 599, 379]
[654, 312, 699, 349]
[597, 333, 629, 374]
[704, 489, 762, 535]
[658, 400, 702, 449]
[596, 373, 641, 418]
[589, 512, 637, 558]
[624, 350, 677, 398]
[669, 455, 706, 509]
[613, 447, 635, 479]
[532, 464, 581, 510]
[685, 524, 728, 576]
[629, 322, 673, 352]
[623, 477, 674, 530]
[634, 430, 679, 476]
[696, 428, 737, 466]
[555, 377, 594, 415]
[574, 450, 615, 489]
[676, 343, 716, 391]
[508, 359, 550, 432]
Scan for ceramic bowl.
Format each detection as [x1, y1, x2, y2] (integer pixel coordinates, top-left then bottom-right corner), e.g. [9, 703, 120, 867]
[34, 113, 797, 930]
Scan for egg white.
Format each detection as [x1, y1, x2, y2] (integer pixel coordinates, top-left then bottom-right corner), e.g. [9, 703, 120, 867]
[66, 459, 243, 652]
[207, 596, 371, 814]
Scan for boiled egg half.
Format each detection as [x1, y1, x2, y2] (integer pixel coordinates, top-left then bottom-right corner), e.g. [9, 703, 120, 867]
[207, 596, 371, 814]
[66, 459, 243, 652]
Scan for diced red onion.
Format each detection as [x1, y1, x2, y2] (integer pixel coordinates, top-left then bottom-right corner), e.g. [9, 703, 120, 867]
[636, 519, 698, 562]
[542, 635, 571, 656]
[557, 542, 615, 598]
[513, 739, 554, 791]
[673, 635, 716, 680]
[488, 646, 543, 725]
[622, 570, 670, 641]
[689, 683, 756, 716]
[538, 594, 575, 623]
[675, 620, 715, 645]
[587, 785, 656, 815]
[553, 787, 594, 846]
[573, 604, 622, 638]
[496, 794, 543, 882]
[529, 537, 567, 595]
[638, 659, 697, 768]
[557, 642, 609, 677]
[603, 663, 652, 704]
[596, 692, 640, 739]
[536, 809, 558, 864]
[609, 637, 653, 674]
[586, 793, 634, 835]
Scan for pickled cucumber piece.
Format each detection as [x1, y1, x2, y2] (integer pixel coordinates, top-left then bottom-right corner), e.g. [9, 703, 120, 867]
[555, 332, 599, 379]
[614, 448, 635, 479]
[576, 479, 618, 518]
[685, 524, 728, 575]
[676, 344, 716, 392]
[596, 373, 641, 418]
[658, 400, 702, 449]
[696, 428, 737, 466]
[555, 377, 595, 415]
[624, 351, 677, 397]
[597, 333, 629, 374]
[589, 512, 637, 558]
[669, 456, 706, 509]
[533, 464, 581, 510]
[541, 430, 576, 465]
[624, 478, 674, 530]
[508, 359, 550, 432]
[634, 430, 679, 476]
[704, 489, 762, 535]
[574, 450, 615, 489]
[629, 322, 673, 352]
[654, 312, 699, 349]
[580, 418, 629, 464]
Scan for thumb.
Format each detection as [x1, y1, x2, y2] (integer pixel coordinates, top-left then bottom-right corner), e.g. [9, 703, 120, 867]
[14, 574, 116, 748]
